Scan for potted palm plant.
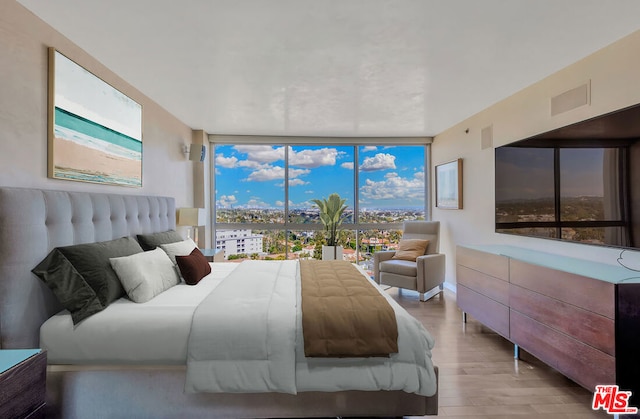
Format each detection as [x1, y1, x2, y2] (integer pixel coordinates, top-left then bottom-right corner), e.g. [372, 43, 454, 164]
[312, 193, 347, 260]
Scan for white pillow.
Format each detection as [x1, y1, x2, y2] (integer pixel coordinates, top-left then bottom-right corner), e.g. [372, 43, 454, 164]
[109, 248, 180, 303]
[159, 238, 198, 265]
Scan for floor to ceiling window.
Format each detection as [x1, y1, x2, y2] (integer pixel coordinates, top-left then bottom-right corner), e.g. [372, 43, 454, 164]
[212, 139, 429, 270]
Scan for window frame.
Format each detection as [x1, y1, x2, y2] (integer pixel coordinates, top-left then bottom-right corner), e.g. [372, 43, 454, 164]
[210, 136, 432, 261]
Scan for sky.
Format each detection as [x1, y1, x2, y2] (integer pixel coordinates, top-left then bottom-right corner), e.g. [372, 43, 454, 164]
[215, 144, 425, 210]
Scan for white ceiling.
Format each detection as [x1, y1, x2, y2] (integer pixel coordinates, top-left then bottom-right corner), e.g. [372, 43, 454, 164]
[17, 0, 640, 137]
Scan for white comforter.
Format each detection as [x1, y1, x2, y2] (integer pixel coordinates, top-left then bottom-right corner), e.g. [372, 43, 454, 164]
[185, 260, 437, 396]
[41, 260, 437, 397]
[185, 260, 298, 394]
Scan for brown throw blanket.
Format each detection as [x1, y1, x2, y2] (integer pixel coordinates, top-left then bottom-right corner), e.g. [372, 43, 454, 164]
[300, 260, 398, 357]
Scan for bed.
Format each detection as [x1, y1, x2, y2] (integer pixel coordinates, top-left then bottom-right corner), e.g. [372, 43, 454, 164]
[0, 187, 438, 418]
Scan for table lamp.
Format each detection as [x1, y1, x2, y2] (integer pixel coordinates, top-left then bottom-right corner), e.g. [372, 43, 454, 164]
[176, 207, 206, 246]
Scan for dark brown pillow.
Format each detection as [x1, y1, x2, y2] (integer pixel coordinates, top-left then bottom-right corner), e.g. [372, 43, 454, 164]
[175, 248, 212, 285]
[391, 239, 430, 262]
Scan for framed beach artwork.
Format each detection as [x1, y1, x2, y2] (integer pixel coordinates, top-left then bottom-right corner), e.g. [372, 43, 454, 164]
[48, 48, 142, 187]
[435, 158, 463, 209]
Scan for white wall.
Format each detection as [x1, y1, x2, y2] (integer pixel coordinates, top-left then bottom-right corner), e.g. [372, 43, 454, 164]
[432, 29, 640, 286]
[0, 0, 194, 209]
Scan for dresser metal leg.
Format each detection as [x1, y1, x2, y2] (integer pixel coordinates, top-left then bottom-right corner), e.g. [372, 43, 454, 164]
[462, 311, 467, 323]
[514, 344, 519, 359]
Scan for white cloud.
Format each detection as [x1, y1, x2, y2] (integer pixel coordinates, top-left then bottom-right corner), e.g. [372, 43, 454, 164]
[305, 190, 315, 194]
[289, 199, 313, 209]
[290, 168, 310, 179]
[275, 200, 294, 207]
[238, 159, 267, 169]
[215, 155, 238, 168]
[245, 166, 309, 182]
[217, 194, 237, 208]
[360, 153, 396, 172]
[341, 162, 354, 170]
[246, 198, 270, 208]
[246, 166, 285, 182]
[359, 172, 424, 202]
[362, 146, 378, 152]
[234, 145, 284, 163]
[289, 178, 308, 186]
[289, 147, 339, 168]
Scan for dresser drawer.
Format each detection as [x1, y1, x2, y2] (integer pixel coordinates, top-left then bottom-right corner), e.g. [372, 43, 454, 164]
[457, 284, 509, 338]
[510, 259, 615, 319]
[456, 246, 509, 281]
[510, 310, 614, 391]
[510, 284, 614, 356]
[457, 265, 509, 305]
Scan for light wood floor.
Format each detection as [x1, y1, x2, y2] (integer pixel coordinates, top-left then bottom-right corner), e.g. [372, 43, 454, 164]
[387, 288, 610, 418]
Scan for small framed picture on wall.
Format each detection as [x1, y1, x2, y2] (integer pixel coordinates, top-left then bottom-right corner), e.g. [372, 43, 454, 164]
[435, 158, 463, 209]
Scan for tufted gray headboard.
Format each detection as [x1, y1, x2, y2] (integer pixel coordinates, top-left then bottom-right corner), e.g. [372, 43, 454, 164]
[0, 187, 176, 349]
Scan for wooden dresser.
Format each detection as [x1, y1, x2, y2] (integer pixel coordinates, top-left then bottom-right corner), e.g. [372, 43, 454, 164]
[0, 349, 47, 418]
[456, 245, 640, 404]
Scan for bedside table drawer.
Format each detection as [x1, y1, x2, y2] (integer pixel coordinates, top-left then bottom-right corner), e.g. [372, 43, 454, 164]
[0, 350, 47, 419]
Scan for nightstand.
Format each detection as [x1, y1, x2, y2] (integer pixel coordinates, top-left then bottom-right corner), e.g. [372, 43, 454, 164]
[201, 248, 224, 262]
[0, 349, 47, 419]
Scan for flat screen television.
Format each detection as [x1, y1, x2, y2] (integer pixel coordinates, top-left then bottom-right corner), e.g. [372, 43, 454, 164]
[495, 103, 640, 249]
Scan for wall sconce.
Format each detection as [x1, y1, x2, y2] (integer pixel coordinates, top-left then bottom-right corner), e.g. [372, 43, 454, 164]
[182, 143, 206, 162]
[176, 207, 207, 245]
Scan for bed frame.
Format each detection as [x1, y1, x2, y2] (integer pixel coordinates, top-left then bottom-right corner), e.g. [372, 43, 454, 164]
[0, 187, 438, 418]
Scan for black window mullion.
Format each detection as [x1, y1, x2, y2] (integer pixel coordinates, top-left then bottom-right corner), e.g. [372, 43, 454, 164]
[554, 147, 562, 238]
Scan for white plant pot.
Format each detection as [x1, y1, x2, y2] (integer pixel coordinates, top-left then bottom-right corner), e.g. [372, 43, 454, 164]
[322, 245, 343, 260]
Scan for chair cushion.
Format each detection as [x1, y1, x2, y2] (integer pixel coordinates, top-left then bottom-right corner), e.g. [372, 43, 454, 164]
[392, 239, 429, 261]
[379, 259, 418, 277]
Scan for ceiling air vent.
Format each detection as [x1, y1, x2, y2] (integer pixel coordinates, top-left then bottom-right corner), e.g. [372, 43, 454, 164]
[481, 125, 493, 150]
[550, 81, 590, 116]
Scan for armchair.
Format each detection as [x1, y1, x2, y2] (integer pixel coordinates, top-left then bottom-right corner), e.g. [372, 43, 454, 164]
[374, 221, 445, 301]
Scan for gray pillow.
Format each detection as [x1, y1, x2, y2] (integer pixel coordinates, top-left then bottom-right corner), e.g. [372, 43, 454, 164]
[32, 236, 143, 324]
[136, 230, 184, 251]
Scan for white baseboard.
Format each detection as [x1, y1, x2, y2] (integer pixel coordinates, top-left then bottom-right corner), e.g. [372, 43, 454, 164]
[443, 281, 457, 294]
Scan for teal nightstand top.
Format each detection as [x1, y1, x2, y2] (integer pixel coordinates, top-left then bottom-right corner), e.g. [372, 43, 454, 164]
[0, 349, 41, 374]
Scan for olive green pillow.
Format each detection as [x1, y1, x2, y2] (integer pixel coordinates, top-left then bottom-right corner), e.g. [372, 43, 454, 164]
[32, 236, 143, 323]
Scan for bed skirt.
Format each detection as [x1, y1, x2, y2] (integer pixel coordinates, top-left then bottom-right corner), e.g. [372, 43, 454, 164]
[45, 365, 438, 418]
